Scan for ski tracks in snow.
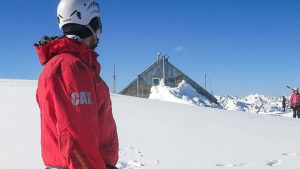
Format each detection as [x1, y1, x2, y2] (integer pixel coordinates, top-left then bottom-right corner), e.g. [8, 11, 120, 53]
[266, 160, 281, 167]
[117, 146, 160, 169]
[216, 152, 300, 168]
[117, 149, 300, 168]
[215, 163, 250, 168]
[117, 145, 300, 169]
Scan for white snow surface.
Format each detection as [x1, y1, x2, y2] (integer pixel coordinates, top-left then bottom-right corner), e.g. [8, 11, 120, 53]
[1, 79, 300, 169]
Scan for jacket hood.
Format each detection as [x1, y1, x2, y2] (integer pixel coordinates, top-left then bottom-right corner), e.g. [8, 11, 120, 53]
[34, 37, 99, 67]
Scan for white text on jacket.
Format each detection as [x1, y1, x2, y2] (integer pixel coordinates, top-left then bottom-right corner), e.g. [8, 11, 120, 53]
[71, 92, 92, 105]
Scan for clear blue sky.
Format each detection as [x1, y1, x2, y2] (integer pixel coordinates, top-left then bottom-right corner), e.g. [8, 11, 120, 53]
[0, 0, 299, 97]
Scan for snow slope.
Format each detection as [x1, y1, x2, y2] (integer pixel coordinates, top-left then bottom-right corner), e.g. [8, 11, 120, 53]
[1, 79, 300, 169]
[0, 79, 42, 168]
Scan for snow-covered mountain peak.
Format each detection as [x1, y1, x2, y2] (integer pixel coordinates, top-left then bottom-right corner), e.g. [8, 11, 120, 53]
[149, 80, 292, 116]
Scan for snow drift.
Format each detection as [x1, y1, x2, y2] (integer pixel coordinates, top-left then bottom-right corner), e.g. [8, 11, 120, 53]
[149, 80, 220, 108]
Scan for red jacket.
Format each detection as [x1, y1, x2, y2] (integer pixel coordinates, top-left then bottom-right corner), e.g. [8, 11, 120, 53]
[290, 93, 300, 107]
[35, 37, 119, 169]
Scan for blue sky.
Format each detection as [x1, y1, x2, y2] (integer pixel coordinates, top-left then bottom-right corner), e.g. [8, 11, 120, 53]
[0, 0, 299, 97]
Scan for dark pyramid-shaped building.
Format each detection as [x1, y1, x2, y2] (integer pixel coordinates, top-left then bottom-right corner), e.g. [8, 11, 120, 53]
[119, 55, 218, 104]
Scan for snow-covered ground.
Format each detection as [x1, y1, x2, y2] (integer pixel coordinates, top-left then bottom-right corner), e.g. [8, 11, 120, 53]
[149, 80, 293, 117]
[1, 79, 300, 169]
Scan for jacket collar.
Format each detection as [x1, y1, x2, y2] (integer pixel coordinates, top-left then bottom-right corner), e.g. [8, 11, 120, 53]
[34, 37, 99, 70]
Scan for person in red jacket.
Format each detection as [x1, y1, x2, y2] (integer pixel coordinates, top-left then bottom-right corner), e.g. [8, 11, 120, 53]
[290, 87, 300, 118]
[35, 0, 119, 169]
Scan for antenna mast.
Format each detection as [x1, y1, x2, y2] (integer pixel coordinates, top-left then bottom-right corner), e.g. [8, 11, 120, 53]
[162, 54, 166, 85]
[137, 75, 139, 97]
[157, 51, 161, 61]
[113, 64, 116, 93]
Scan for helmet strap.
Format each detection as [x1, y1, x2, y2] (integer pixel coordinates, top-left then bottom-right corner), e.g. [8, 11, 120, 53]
[86, 25, 99, 49]
[86, 25, 98, 41]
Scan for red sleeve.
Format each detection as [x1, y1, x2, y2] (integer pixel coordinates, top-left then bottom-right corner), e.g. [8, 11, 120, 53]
[96, 81, 119, 166]
[290, 94, 294, 107]
[48, 57, 106, 169]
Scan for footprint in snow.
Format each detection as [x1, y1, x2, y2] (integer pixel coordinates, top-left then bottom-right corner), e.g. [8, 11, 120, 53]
[118, 146, 160, 168]
[148, 160, 160, 166]
[215, 163, 249, 167]
[117, 160, 146, 169]
[282, 153, 300, 156]
[119, 147, 144, 158]
[266, 160, 281, 167]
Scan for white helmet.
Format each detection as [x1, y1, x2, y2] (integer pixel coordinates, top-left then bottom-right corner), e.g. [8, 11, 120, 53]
[294, 87, 299, 91]
[57, 0, 100, 29]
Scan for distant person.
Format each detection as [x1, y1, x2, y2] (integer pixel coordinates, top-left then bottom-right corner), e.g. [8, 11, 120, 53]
[282, 96, 286, 112]
[290, 88, 300, 118]
[35, 0, 119, 169]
